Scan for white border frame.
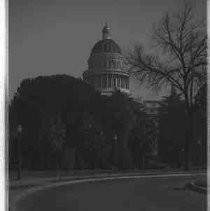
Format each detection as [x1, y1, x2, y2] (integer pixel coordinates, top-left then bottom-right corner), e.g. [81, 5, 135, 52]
[0, 0, 7, 211]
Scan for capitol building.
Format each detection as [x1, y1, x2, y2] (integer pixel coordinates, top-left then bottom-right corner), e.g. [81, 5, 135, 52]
[83, 24, 130, 96]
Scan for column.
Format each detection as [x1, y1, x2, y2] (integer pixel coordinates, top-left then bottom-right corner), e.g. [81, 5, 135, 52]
[108, 74, 111, 88]
[114, 75, 116, 88]
[122, 77, 125, 88]
[111, 75, 113, 90]
[117, 76, 120, 87]
[127, 78, 129, 89]
[106, 74, 108, 90]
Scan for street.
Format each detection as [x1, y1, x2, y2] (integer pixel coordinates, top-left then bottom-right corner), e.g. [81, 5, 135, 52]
[15, 174, 206, 211]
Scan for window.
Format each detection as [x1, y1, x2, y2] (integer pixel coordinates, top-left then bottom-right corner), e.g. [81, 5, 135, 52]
[126, 80, 129, 89]
[113, 76, 117, 87]
[122, 78, 125, 88]
[121, 78, 123, 88]
[117, 77, 120, 87]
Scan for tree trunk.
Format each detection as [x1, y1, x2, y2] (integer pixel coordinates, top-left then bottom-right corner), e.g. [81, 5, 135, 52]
[185, 107, 194, 170]
[17, 136, 22, 180]
[118, 124, 133, 169]
[141, 156, 145, 169]
[56, 153, 61, 180]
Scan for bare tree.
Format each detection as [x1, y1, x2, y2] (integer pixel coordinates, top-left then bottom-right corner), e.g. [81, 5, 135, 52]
[127, 2, 207, 170]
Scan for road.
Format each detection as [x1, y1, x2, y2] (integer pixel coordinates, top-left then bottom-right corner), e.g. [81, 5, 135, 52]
[15, 174, 207, 211]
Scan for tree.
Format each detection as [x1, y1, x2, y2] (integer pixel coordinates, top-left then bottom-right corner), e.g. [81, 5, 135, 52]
[194, 83, 206, 112]
[158, 86, 186, 167]
[77, 112, 112, 169]
[48, 112, 66, 178]
[9, 75, 98, 170]
[127, 2, 207, 170]
[108, 91, 137, 169]
[193, 83, 207, 167]
[129, 111, 154, 169]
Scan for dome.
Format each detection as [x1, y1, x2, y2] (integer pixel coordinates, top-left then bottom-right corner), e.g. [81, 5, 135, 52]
[91, 39, 122, 55]
[83, 24, 130, 96]
[88, 24, 125, 71]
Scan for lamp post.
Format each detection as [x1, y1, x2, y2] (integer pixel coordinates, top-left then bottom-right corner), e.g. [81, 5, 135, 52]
[181, 147, 184, 169]
[197, 139, 202, 168]
[17, 124, 22, 180]
[113, 134, 118, 168]
[114, 134, 117, 142]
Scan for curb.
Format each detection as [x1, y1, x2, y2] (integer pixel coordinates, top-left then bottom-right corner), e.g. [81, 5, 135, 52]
[10, 171, 206, 189]
[188, 181, 207, 194]
[10, 172, 206, 211]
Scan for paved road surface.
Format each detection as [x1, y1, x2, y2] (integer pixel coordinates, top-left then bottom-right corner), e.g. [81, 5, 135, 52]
[16, 175, 207, 211]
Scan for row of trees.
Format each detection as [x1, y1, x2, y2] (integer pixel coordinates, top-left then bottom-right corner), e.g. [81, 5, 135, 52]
[9, 73, 206, 172]
[9, 75, 157, 171]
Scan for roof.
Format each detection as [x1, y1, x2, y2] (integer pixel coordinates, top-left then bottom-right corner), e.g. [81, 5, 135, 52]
[91, 39, 122, 55]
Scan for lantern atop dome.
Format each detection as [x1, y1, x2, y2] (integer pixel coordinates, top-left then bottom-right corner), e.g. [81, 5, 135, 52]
[102, 23, 111, 39]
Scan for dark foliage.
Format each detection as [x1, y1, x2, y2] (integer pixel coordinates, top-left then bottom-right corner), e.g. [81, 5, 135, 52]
[158, 89, 186, 168]
[9, 75, 155, 170]
[158, 85, 207, 168]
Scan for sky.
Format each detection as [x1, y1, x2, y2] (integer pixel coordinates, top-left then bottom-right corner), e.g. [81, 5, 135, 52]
[9, 0, 206, 100]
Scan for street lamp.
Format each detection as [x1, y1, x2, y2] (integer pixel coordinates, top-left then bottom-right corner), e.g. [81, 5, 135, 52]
[112, 134, 118, 169]
[197, 139, 202, 168]
[17, 124, 22, 180]
[114, 134, 117, 142]
[180, 147, 184, 169]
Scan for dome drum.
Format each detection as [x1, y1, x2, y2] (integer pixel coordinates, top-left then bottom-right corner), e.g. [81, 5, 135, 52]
[88, 53, 125, 70]
[83, 69, 129, 77]
[84, 73, 129, 95]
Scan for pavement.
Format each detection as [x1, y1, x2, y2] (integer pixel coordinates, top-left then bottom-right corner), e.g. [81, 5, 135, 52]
[9, 172, 207, 211]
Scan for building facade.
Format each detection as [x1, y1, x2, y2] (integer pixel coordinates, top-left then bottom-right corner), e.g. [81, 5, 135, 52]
[83, 24, 129, 95]
[143, 100, 161, 116]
